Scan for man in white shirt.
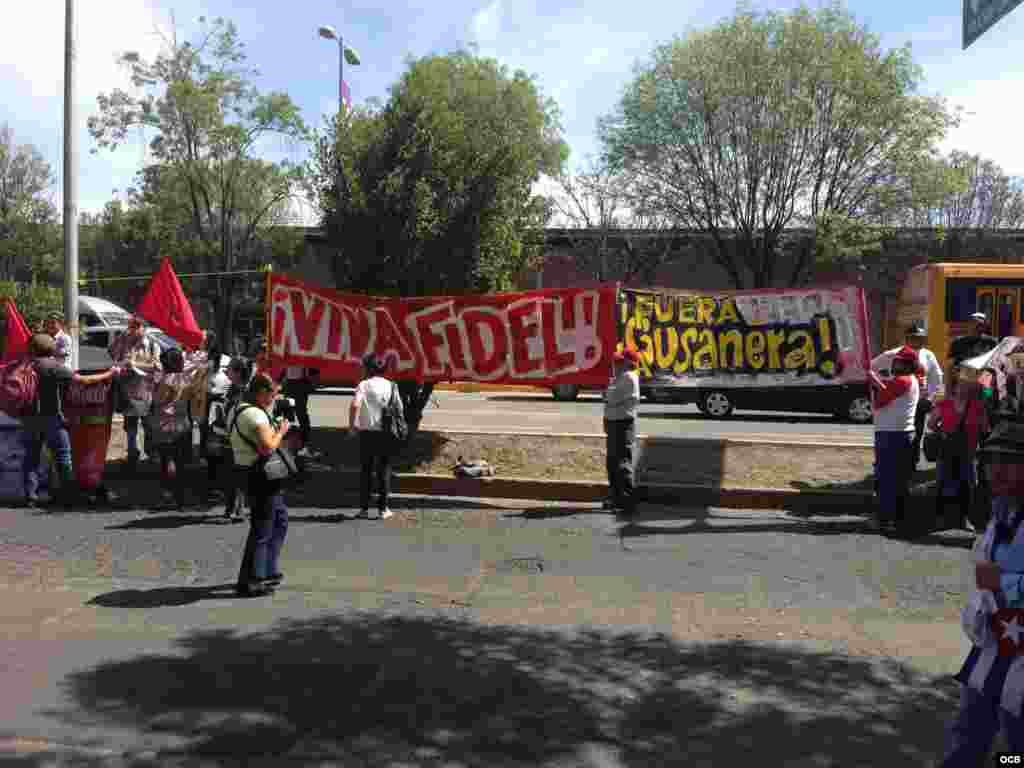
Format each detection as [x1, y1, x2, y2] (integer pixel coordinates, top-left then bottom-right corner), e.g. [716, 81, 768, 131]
[348, 354, 401, 520]
[603, 348, 641, 517]
[871, 322, 943, 470]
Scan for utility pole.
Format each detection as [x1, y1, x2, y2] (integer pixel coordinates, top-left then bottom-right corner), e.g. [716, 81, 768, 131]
[63, 0, 79, 369]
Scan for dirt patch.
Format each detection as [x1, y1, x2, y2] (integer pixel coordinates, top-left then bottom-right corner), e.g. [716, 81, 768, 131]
[105, 422, 875, 489]
[306, 428, 874, 489]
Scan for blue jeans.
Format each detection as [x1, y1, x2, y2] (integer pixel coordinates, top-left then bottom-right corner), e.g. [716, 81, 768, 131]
[123, 414, 152, 461]
[875, 430, 913, 524]
[941, 684, 1024, 766]
[238, 476, 287, 586]
[22, 415, 72, 501]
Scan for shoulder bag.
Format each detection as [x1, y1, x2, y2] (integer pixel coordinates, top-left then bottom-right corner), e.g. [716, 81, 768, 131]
[380, 382, 409, 446]
[233, 405, 299, 482]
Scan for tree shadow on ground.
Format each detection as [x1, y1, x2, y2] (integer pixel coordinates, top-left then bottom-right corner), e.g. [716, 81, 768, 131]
[32, 613, 957, 766]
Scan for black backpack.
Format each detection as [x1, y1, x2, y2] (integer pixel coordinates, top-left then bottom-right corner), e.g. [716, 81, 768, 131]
[380, 382, 409, 445]
[161, 347, 185, 373]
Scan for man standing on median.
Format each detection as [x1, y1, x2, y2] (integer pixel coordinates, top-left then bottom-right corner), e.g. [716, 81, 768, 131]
[603, 347, 640, 517]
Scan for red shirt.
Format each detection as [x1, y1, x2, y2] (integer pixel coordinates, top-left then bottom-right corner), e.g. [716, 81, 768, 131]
[933, 398, 987, 453]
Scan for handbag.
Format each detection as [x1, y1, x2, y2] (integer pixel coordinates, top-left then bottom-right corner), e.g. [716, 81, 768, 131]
[923, 402, 969, 463]
[233, 405, 299, 482]
[380, 383, 409, 446]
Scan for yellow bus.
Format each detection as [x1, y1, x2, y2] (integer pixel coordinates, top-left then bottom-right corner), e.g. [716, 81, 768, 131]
[885, 263, 1024, 372]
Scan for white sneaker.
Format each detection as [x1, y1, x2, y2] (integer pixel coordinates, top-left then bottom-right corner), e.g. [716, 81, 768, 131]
[370, 508, 393, 520]
[297, 447, 314, 458]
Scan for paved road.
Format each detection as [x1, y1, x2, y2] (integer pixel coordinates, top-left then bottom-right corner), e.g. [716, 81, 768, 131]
[312, 390, 876, 445]
[2, 496, 974, 766]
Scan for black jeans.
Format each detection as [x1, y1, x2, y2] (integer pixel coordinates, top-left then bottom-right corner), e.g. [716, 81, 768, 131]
[284, 379, 313, 445]
[158, 432, 192, 506]
[605, 418, 636, 512]
[359, 430, 392, 511]
[912, 398, 932, 467]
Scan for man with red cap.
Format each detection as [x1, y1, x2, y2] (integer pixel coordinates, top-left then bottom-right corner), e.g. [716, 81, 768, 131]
[869, 344, 922, 534]
[603, 347, 641, 516]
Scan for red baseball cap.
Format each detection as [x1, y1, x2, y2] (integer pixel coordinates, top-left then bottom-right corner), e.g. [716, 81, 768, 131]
[614, 348, 640, 365]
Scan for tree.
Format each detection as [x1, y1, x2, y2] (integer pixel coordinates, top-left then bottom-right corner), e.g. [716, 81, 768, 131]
[308, 49, 567, 433]
[0, 124, 61, 283]
[88, 17, 308, 349]
[600, 2, 958, 287]
[548, 158, 690, 284]
[893, 151, 1024, 230]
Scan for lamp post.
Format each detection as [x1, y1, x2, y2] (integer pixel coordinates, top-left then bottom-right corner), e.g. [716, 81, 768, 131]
[63, 0, 79, 369]
[317, 25, 360, 229]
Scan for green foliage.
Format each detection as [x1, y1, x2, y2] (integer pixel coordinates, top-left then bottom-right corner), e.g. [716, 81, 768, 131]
[309, 49, 567, 296]
[600, 1, 959, 286]
[0, 280, 63, 332]
[88, 17, 308, 344]
[0, 124, 61, 283]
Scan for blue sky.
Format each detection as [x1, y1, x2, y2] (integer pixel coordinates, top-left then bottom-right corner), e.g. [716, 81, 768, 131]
[2, 0, 1023, 219]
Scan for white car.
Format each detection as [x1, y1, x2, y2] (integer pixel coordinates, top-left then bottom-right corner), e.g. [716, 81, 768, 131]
[78, 296, 134, 330]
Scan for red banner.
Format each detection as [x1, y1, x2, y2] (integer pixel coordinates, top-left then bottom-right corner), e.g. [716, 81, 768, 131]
[269, 275, 619, 387]
[64, 379, 114, 490]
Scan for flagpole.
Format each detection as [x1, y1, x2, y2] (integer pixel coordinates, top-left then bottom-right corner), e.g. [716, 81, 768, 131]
[63, 0, 79, 370]
[264, 264, 273, 358]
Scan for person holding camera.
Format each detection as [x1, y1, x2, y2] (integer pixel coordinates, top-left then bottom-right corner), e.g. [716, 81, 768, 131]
[348, 354, 399, 520]
[231, 372, 291, 597]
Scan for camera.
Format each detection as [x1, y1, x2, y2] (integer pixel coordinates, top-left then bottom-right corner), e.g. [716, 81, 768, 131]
[273, 396, 297, 422]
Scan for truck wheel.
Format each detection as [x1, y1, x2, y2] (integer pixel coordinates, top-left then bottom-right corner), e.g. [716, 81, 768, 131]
[552, 384, 579, 402]
[698, 390, 734, 418]
[841, 396, 874, 424]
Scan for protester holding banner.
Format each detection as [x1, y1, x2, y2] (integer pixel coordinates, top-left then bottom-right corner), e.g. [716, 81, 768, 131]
[109, 316, 162, 467]
[147, 347, 200, 510]
[23, 334, 119, 509]
[603, 348, 641, 517]
[869, 345, 921, 534]
[231, 372, 292, 597]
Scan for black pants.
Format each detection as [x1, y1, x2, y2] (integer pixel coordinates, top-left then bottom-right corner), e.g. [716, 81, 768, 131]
[605, 418, 636, 512]
[158, 432, 192, 506]
[284, 380, 313, 445]
[912, 398, 932, 467]
[359, 430, 392, 511]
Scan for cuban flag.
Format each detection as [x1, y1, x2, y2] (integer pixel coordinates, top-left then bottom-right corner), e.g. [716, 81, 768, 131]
[957, 501, 1024, 716]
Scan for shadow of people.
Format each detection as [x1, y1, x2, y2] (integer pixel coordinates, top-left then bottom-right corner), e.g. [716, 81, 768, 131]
[88, 584, 238, 608]
[39, 613, 958, 766]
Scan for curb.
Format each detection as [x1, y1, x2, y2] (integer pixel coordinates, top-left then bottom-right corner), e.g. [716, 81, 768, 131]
[95, 464, 875, 514]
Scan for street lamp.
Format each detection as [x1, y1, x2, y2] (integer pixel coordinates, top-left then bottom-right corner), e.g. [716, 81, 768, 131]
[318, 24, 361, 241]
[317, 25, 361, 110]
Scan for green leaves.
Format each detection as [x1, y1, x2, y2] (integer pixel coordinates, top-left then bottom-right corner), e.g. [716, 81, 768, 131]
[310, 49, 566, 296]
[600, 2, 959, 286]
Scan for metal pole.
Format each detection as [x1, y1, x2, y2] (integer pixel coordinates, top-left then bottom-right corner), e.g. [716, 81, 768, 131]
[337, 38, 344, 222]
[63, 0, 79, 370]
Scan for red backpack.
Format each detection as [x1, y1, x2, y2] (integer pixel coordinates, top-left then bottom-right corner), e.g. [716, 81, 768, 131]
[0, 358, 39, 419]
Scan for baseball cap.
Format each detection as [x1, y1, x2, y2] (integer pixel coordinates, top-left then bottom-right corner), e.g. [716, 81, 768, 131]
[905, 321, 927, 337]
[970, 312, 988, 322]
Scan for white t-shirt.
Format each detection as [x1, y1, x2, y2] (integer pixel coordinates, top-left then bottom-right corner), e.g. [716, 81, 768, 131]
[353, 376, 399, 431]
[230, 405, 272, 467]
[873, 376, 920, 433]
[208, 356, 232, 397]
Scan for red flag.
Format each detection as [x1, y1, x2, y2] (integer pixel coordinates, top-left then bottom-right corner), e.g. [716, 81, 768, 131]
[1, 300, 31, 363]
[137, 257, 204, 349]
